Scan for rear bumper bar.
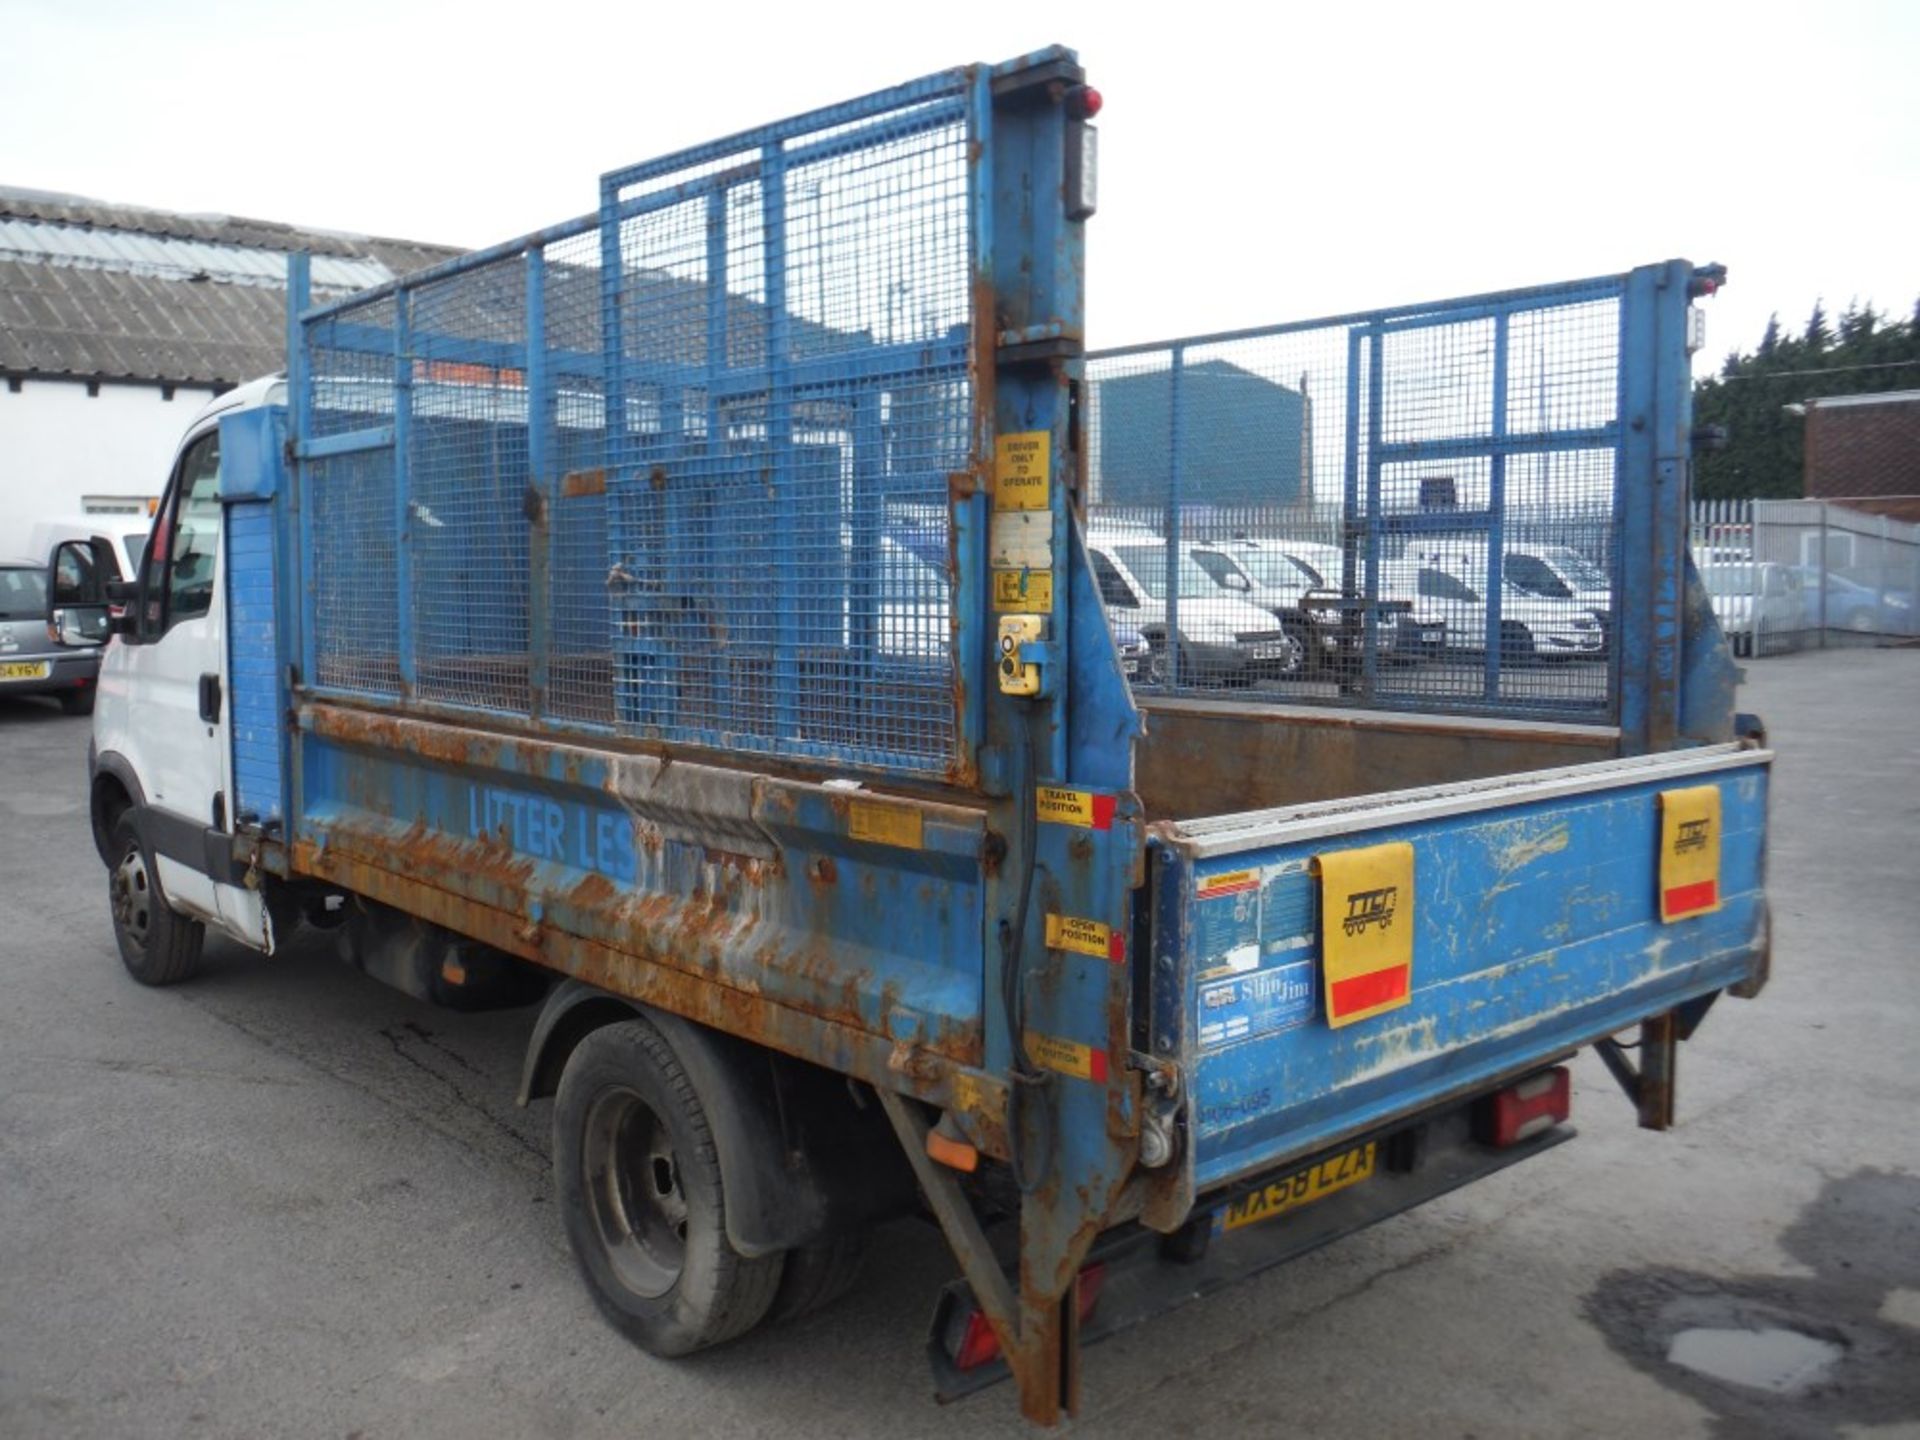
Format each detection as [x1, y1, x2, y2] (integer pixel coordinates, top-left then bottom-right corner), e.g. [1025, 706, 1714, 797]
[929, 1094, 1574, 1401]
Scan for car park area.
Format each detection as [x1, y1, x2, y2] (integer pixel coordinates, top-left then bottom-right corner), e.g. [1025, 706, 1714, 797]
[3, 645, 1913, 1440]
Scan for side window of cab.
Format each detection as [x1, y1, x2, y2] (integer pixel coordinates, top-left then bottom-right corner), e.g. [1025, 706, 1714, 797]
[138, 430, 221, 641]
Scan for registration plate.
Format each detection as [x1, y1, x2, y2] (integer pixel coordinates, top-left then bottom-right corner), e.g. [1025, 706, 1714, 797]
[1218, 1142, 1376, 1232]
[0, 660, 49, 681]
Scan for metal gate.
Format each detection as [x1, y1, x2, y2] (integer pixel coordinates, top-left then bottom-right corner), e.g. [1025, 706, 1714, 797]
[1087, 262, 1715, 736]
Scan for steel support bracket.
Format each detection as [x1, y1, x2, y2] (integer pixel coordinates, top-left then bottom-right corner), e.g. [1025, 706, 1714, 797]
[1594, 1010, 1679, 1131]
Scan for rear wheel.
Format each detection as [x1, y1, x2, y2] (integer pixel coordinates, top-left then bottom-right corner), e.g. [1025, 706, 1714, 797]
[554, 1019, 784, 1356]
[108, 813, 203, 986]
[768, 1229, 870, 1323]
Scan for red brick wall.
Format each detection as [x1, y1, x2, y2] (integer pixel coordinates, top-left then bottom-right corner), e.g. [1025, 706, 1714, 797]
[1805, 397, 1920, 498]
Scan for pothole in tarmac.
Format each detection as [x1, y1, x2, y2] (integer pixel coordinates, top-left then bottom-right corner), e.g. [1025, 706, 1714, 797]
[1666, 1320, 1844, 1394]
[1586, 1168, 1920, 1439]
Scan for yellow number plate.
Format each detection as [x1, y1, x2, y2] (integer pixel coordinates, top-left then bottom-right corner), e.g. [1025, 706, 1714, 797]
[0, 661, 50, 681]
[1219, 1142, 1376, 1232]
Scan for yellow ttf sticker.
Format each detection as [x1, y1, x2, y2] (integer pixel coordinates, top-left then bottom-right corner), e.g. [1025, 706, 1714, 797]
[1658, 784, 1722, 921]
[994, 430, 1050, 511]
[1315, 840, 1415, 1028]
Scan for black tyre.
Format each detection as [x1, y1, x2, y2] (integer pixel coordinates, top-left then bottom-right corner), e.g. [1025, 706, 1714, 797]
[554, 1019, 784, 1357]
[1145, 638, 1195, 688]
[768, 1229, 870, 1324]
[1498, 621, 1536, 668]
[108, 813, 204, 986]
[1274, 618, 1314, 679]
[59, 687, 96, 716]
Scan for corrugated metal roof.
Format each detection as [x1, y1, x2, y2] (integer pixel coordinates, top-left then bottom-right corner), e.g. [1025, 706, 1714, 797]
[0, 189, 461, 386]
[0, 218, 394, 291]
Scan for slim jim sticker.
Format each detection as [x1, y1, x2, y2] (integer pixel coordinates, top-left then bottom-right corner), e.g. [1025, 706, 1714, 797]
[1315, 840, 1415, 1028]
[1658, 785, 1722, 921]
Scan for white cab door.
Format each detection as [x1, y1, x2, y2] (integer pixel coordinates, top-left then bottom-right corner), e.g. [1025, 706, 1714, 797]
[111, 426, 269, 948]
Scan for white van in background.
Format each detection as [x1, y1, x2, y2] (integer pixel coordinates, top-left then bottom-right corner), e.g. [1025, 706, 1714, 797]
[29, 514, 152, 587]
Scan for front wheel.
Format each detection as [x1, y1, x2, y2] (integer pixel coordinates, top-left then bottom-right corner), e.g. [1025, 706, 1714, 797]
[108, 813, 203, 986]
[1272, 619, 1314, 679]
[1498, 621, 1536, 668]
[554, 1019, 784, 1357]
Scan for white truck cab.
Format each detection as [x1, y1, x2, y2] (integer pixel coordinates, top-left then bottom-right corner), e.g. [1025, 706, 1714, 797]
[81, 377, 286, 978]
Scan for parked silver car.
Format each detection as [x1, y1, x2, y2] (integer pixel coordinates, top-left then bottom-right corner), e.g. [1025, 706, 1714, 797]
[0, 558, 103, 713]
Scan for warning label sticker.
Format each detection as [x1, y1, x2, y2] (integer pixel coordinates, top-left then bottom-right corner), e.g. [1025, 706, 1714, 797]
[1036, 787, 1117, 830]
[994, 430, 1050, 511]
[847, 799, 924, 851]
[1045, 912, 1123, 962]
[1315, 840, 1416, 1028]
[1197, 868, 1260, 901]
[1659, 784, 1722, 921]
[1023, 1030, 1109, 1083]
[992, 569, 1054, 612]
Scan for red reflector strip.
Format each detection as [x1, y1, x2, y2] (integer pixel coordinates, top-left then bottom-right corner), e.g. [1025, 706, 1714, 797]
[1484, 1066, 1572, 1147]
[1663, 879, 1718, 917]
[952, 1262, 1107, 1371]
[954, 1310, 1000, 1370]
[1329, 965, 1409, 1018]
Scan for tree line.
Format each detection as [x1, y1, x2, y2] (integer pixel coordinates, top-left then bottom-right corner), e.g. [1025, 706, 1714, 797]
[1692, 298, 1920, 499]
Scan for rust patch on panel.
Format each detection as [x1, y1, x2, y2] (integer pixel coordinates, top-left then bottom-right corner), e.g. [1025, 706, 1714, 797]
[559, 468, 607, 498]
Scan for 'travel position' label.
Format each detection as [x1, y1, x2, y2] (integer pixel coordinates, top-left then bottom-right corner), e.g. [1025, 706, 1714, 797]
[1036, 786, 1117, 830]
[994, 430, 1050, 511]
[1023, 1030, 1109, 1083]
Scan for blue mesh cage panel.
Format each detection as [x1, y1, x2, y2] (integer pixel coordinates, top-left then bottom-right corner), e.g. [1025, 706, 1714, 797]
[1088, 280, 1627, 721]
[297, 72, 978, 776]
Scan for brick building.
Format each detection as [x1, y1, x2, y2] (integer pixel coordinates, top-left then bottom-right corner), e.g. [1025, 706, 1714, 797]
[1794, 390, 1920, 523]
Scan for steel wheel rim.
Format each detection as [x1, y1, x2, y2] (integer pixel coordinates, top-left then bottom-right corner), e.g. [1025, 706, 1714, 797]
[111, 843, 153, 950]
[582, 1086, 687, 1299]
[1275, 631, 1306, 676]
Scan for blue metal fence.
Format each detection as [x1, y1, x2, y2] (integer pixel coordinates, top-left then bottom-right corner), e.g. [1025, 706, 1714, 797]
[1088, 274, 1645, 722]
[293, 69, 986, 777]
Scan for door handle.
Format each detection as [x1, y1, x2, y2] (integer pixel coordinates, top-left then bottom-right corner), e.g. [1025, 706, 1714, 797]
[198, 672, 222, 724]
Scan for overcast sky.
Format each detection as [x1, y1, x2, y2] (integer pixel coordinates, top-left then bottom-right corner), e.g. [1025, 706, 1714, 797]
[3, 0, 1915, 373]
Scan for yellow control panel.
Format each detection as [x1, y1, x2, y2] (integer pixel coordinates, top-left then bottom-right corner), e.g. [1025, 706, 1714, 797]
[998, 614, 1044, 696]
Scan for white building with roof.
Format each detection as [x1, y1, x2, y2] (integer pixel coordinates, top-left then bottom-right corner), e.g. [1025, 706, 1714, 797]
[0, 186, 457, 557]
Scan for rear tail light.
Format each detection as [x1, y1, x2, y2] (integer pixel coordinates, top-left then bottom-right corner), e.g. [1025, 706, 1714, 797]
[951, 1262, 1107, 1372]
[1479, 1066, 1571, 1148]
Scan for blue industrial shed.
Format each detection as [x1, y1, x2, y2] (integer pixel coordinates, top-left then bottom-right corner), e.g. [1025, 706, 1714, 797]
[1095, 359, 1307, 508]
